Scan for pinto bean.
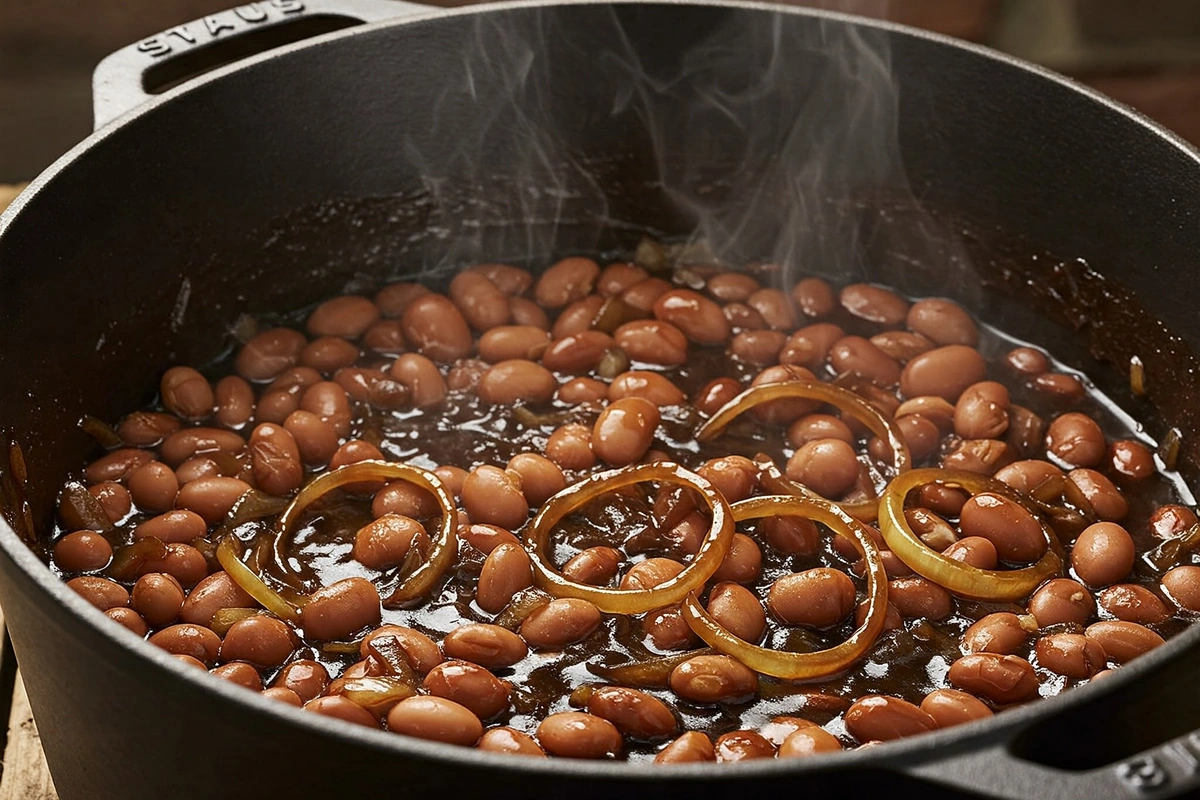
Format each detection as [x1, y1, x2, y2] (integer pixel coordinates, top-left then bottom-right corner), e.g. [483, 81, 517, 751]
[362, 321, 408, 356]
[118, 411, 182, 446]
[791, 277, 835, 318]
[1036, 633, 1108, 678]
[769, 569, 856, 628]
[235, 328, 307, 382]
[149, 623, 222, 665]
[300, 336, 361, 373]
[160, 366, 214, 422]
[478, 326, 552, 363]
[607, 371, 685, 407]
[388, 696, 482, 746]
[586, 686, 676, 741]
[747, 288, 795, 331]
[462, 466, 528, 530]
[423, 660, 510, 720]
[1028, 578, 1095, 627]
[449, 271, 511, 332]
[948, 653, 1039, 704]
[961, 612, 1033, 655]
[305, 295, 378, 339]
[1045, 413, 1106, 469]
[505, 453, 565, 507]
[654, 731, 716, 763]
[127, 461, 179, 514]
[669, 655, 758, 703]
[714, 731, 776, 762]
[280, 411, 338, 467]
[220, 615, 294, 668]
[618, 277, 669, 315]
[520, 598, 602, 648]
[133, 508, 207, 544]
[105, 607, 148, 636]
[592, 397, 660, 466]
[143, 542, 203, 586]
[829, 336, 901, 387]
[304, 695, 377, 727]
[248, 423, 302, 496]
[1072, 522, 1135, 587]
[541, 331, 614, 374]
[476, 543, 533, 614]
[537, 712, 622, 759]
[301, 577, 381, 641]
[1067, 469, 1128, 521]
[895, 396, 955, 433]
[388, 353, 446, 408]
[478, 727, 546, 757]
[786, 438, 859, 498]
[953, 381, 1010, 439]
[1109, 439, 1156, 482]
[1162, 566, 1200, 612]
[271, 659, 331, 703]
[920, 689, 993, 728]
[958, 493, 1046, 563]
[994, 460, 1064, 494]
[442, 623, 527, 668]
[68, 575, 129, 610]
[900, 345, 987, 402]
[1004, 347, 1050, 376]
[653, 289, 730, 345]
[1149, 505, 1199, 539]
[643, 605, 699, 651]
[557, 377, 609, 405]
[943, 537, 999, 570]
[508, 296, 548, 330]
[180, 571, 255, 627]
[844, 695, 936, 742]
[353, 514, 426, 570]
[131, 572, 185, 628]
[562, 547, 622, 586]
[299, 381, 352, 438]
[696, 456, 758, 503]
[401, 294, 473, 363]
[787, 414, 854, 448]
[477, 360, 557, 405]
[840, 284, 909, 326]
[545, 423, 596, 471]
[85, 448, 156, 483]
[707, 272, 760, 302]
[1035, 372, 1086, 402]
[175, 477, 251, 523]
[691, 377, 739, 417]
[1085, 621, 1164, 664]
[469, 263, 533, 296]
[535, 257, 600, 309]
[907, 299, 979, 347]
[707, 582, 766, 642]
[777, 726, 844, 757]
[869, 330, 935, 363]
[728, 330, 783, 366]
[779, 323, 843, 370]
[888, 576, 953, 621]
[54, 530, 113, 573]
[942, 439, 1014, 475]
[612, 321, 689, 367]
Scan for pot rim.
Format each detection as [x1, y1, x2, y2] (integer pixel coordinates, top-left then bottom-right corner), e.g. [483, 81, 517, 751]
[1, 0, 1199, 783]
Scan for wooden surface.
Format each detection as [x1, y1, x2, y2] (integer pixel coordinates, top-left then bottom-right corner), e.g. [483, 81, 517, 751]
[0, 183, 57, 800]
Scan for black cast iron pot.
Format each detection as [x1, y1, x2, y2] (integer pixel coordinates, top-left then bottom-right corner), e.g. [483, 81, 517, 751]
[3, 1, 1200, 797]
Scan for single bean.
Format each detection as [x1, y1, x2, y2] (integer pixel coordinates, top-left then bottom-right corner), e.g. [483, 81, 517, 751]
[262, 687, 303, 706]
[953, 381, 1009, 440]
[779, 323, 844, 370]
[904, 507, 957, 552]
[958, 493, 1046, 563]
[1072, 522, 1135, 587]
[352, 514, 426, 570]
[535, 257, 601, 309]
[643, 604, 699, 651]
[840, 284, 909, 326]
[478, 326, 552, 363]
[423, 661, 511, 720]
[778, 726, 844, 757]
[476, 359, 557, 405]
[235, 328, 307, 382]
[697, 455, 758, 503]
[620, 558, 685, 591]
[131, 572, 185, 628]
[509, 296, 550, 330]
[562, 547, 622, 586]
[180, 571, 256, 627]
[520, 598, 602, 649]
[948, 653, 1039, 704]
[907, 298, 979, 346]
[714, 731, 775, 762]
[82, 479, 131, 522]
[85, 448, 156, 483]
[175, 476, 251, 523]
[334, 367, 409, 410]
[919, 484, 969, 517]
[895, 396, 956, 433]
[669, 655, 758, 703]
[613, 320, 689, 366]
[1085, 621, 1164, 663]
[160, 366, 214, 422]
[255, 389, 300, 425]
[460, 524, 520, 555]
[400, 294, 473, 363]
[505, 453, 565, 507]
[769, 568, 856, 628]
[1162, 566, 1200, 612]
[711, 533, 763, 585]
[68, 575, 129, 610]
[207, 662, 262, 691]
[301, 577, 381, 641]
[442, 623, 527, 668]
[306, 295, 379, 339]
[707, 272, 760, 302]
[267, 366, 323, 395]
[607, 371, 684, 408]
[707, 582, 766, 642]
[478, 727, 546, 757]
[762, 516, 820, 556]
[305, 695, 378, 727]
[133, 509, 207, 544]
[787, 414, 854, 448]
[280, 410, 338, 467]
[545, 423, 596, 471]
[829, 336, 901, 387]
[360, 626, 444, 673]
[994, 460, 1064, 494]
[1097, 584, 1170, 625]
[361, 318, 409, 355]
[54, 530, 113, 573]
[1109, 439, 1156, 482]
[300, 336, 361, 373]
[744, 287, 794, 331]
[693, 377, 741, 417]
[449, 271, 511, 332]
[1004, 347, 1050, 376]
[462, 466, 528, 530]
[220, 615, 294, 668]
[844, 695, 936, 742]
[654, 731, 716, 763]
[1045, 413, 1106, 469]
[248, 423, 303, 496]
[273, 659, 331, 702]
[1028, 578, 1095, 627]
[584, 686, 676, 742]
[920, 689, 993, 728]
[592, 397, 660, 467]
[597, 262, 649, 297]
[117, 411, 182, 446]
[653, 289, 730, 345]
[961, 612, 1032, 655]
[889, 576, 953, 621]
[941, 439, 1015, 475]
[540, 331, 612, 374]
[900, 345, 987, 402]
[621, 277, 672, 315]
[786, 438, 859, 498]
[298, 381, 352, 438]
[551, 295, 606, 340]
[943, 536, 999, 570]
[388, 696, 482, 745]
[105, 607, 149, 636]
[142, 542, 205, 585]
[1149, 504, 1199, 539]
[750, 365, 821, 425]
[469, 263, 533, 296]
[476, 543, 534, 614]
[1035, 633, 1107, 678]
[149, 623, 222, 665]
[1067, 468, 1128, 522]
[537, 711, 622, 759]
[791, 277, 835, 318]
[889, 414, 941, 462]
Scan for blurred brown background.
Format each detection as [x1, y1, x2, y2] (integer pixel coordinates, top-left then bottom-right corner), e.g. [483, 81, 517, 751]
[3, 0, 1200, 183]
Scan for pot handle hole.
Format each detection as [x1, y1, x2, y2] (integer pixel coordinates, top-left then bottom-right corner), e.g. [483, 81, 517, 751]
[91, 0, 435, 129]
[896, 632, 1200, 799]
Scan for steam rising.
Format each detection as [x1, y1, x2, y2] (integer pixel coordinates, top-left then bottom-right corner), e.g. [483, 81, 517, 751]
[409, 1, 930, 284]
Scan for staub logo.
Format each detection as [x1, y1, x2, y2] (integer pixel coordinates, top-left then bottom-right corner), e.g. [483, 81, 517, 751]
[136, 0, 306, 58]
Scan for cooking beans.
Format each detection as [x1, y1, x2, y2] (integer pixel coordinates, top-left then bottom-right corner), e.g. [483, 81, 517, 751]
[829, 336, 901, 387]
[844, 695, 936, 742]
[478, 727, 546, 757]
[744, 288, 793, 331]
[537, 712, 622, 759]
[1033, 372, 1086, 402]
[558, 377, 609, 405]
[608, 371, 685, 408]
[643, 605, 698, 651]
[900, 345, 987, 402]
[907, 299, 979, 347]
[961, 612, 1032, 655]
[1004, 347, 1050, 376]
[131, 573, 185, 628]
[1067, 469, 1128, 521]
[118, 411, 182, 446]
[542, 331, 614, 374]
[1085, 621, 1164, 663]
[920, 689, 993, 728]
[282, 410, 339, 466]
[520, 598, 602, 649]
[786, 439, 859, 498]
[788, 414, 854, 448]
[545, 423, 596, 471]
[1150, 504, 1198, 539]
[1045, 413, 1106, 469]
[535, 257, 600, 309]
[870, 331, 935, 363]
[730, 330, 786, 366]
[388, 696, 483, 746]
[509, 296, 550, 330]
[305, 695, 378, 727]
[462, 465, 528, 529]
[134, 509, 207, 544]
[306, 296, 379, 339]
[209, 662, 262, 691]
[778, 726, 844, 757]
[400, 294, 473, 363]
[149, 624, 221, 665]
[301, 577, 381, 641]
[621, 558, 686, 591]
[597, 262, 649, 297]
[693, 377, 741, 417]
[586, 687, 676, 741]
[256, 389, 300, 424]
[779, 323, 843, 370]
[1028, 578, 1095, 627]
[768, 568, 856, 628]
[273, 660, 331, 702]
[958, 493, 1046, 563]
[161, 366, 213, 421]
[948, 653, 1039, 704]
[1097, 584, 1171, 624]
[372, 480, 438, 520]
[904, 507, 956, 552]
[840, 284, 909, 326]
[762, 516, 820, 556]
[669, 655, 758, 703]
[210, 376, 254, 429]
[299, 381, 352, 437]
[551, 296, 605, 339]
[361, 626, 443, 673]
[994, 459, 1063, 494]
[353, 514, 426, 570]
[889, 415, 940, 463]
[236, 328, 307, 382]
[505, 453, 565, 507]
[478, 326, 551, 363]
[707, 582, 766, 642]
[1035, 633, 1107, 678]
[262, 687, 303, 706]
[461, 524, 520, 555]
[791, 277, 835, 318]
[613, 321, 689, 366]
[562, 546, 622, 586]
[68, 576, 129, 610]
[1071, 522, 1135, 587]
[85, 448, 155, 483]
[954, 382, 1009, 440]
[105, 607, 148, 636]
[1162, 566, 1200, 611]
[895, 396, 956, 432]
[477, 360, 557, 405]
[175, 476, 251, 523]
[715, 731, 775, 762]
[1109, 439, 1156, 481]
[442, 623, 528, 668]
[888, 576, 953, 621]
[476, 543, 533, 614]
[220, 616, 294, 668]
[470, 264, 533, 296]
[697, 456, 758, 504]
[653, 289, 729, 345]
[654, 731, 716, 763]
[301, 336, 361, 373]
[180, 571, 255, 627]
[943, 537, 999, 570]
[248, 423, 303, 496]
[592, 397, 660, 466]
[942, 439, 1014, 475]
[143, 544, 206, 587]
[449, 271, 511, 332]
[620, 277, 671, 315]
[54, 530, 113, 573]
[708, 272, 760, 302]
[424, 660, 511, 719]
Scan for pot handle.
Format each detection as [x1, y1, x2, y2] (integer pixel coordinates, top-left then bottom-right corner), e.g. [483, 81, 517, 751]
[92, 0, 432, 129]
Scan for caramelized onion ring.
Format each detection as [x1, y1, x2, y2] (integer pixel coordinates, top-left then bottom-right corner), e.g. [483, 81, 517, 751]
[878, 468, 1064, 602]
[680, 494, 888, 680]
[216, 536, 302, 625]
[273, 460, 457, 608]
[524, 462, 734, 614]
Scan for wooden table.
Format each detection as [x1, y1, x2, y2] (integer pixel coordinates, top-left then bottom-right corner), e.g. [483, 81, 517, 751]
[0, 183, 57, 799]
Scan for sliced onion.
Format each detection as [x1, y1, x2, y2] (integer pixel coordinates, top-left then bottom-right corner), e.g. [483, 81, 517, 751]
[877, 468, 1064, 602]
[216, 536, 303, 625]
[680, 494, 888, 680]
[272, 460, 457, 608]
[524, 462, 734, 614]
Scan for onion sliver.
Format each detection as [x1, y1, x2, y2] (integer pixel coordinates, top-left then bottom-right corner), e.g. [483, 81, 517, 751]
[696, 379, 911, 476]
[878, 468, 1064, 602]
[216, 536, 302, 625]
[524, 462, 734, 614]
[680, 494, 888, 680]
[272, 460, 457, 608]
